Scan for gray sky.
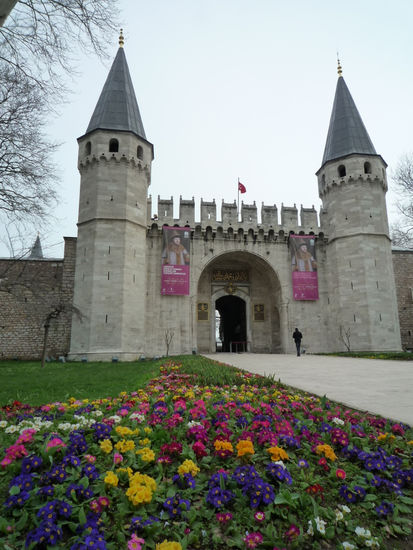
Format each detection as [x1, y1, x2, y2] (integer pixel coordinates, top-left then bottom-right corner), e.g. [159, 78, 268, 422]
[3, 0, 413, 256]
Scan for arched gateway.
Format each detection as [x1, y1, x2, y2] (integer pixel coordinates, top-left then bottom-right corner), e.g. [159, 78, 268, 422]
[196, 251, 282, 354]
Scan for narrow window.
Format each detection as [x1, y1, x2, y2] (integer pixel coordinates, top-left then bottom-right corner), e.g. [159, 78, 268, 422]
[338, 165, 346, 177]
[108, 246, 111, 255]
[351, 281, 353, 290]
[376, 281, 379, 289]
[165, 210, 168, 216]
[85, 141, 91, 155]
[349, 260, 352, 267]
[353, 314, 356, 322]
[379, 313, 382, 321]
[364, 161, 371, 174]
[105, 314, 108, 323]
[133, 274, 135, 283]
[322, 174, 326, 186]
[109, 138, 119, 152]
[107, 272, 110, 280]
[137, 145, 143, 159]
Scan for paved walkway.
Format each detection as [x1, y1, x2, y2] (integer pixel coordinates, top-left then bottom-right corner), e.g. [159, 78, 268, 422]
[202, 353, 413, 426]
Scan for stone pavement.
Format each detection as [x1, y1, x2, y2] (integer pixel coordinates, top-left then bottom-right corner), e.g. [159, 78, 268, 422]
[202, 353, 413, 426]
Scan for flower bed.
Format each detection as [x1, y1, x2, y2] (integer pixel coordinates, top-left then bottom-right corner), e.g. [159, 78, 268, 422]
[0, 359, 412, 549]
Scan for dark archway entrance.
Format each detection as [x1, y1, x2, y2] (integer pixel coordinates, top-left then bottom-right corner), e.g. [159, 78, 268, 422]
[216, 295, 246, 352]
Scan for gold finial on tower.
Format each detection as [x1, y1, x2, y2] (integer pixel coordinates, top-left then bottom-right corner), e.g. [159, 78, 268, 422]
[337, 54, 343, 77]
[119, 28, 124, 48]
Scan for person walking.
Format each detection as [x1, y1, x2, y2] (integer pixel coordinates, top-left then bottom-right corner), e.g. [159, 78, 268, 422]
[292, 328, 303, 356]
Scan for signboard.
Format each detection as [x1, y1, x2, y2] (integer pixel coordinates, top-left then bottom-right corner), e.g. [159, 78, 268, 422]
[161, 227, 190, 295]
[290, 235, 319, 301]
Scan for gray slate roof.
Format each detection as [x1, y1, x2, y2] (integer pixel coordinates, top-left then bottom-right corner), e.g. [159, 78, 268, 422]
[321, 76, 376, 166]
[85, 47, 146, 139]
[28, 236, 43, 259]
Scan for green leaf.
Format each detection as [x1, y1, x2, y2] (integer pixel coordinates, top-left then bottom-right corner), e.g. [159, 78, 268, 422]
[15, 510, 28, 531]
[364, 494, 378, 501]
[325, 526, 335, 539]
[399, 495, 413, 505]
[78, 506, 86, 526]
[9, 485, 20, 496]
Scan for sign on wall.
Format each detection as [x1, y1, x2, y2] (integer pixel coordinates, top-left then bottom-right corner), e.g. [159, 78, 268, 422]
[161, 227, 191, 295]
[289, 235, 319, 300]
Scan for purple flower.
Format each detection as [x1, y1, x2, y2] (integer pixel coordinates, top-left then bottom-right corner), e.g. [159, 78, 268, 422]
[375, 500, 394, 517]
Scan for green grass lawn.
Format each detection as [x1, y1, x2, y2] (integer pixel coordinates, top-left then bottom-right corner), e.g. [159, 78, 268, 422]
[317, 351, 413, 360]
[0, 358, 164, 406]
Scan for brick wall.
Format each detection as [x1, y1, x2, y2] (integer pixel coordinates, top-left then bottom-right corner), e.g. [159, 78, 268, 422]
[0, 237, 76, 360]
[392, 249, 413, 351]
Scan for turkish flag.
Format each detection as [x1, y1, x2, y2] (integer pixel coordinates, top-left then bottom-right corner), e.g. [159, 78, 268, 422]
[238, 181, 246, 193]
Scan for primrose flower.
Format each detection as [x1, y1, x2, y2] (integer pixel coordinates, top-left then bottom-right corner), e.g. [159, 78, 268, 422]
[316, 444, 337, 461]
[336, 468, 346, 480]
[100, 439, 113, 454]
[104, 471, 119, 487]
[46, 437, 66, 451]
[254, 511, 265, 522]
[267, 446, 289, 461]
[128, 534, 145, 550]
[155, 541, 182, 550]
[297, 458, 309, 468]
[237, 439, 255, 457]
[177, 459, 200, 477]
[244, 532, 263, 548]
[216, 511, 233, 523]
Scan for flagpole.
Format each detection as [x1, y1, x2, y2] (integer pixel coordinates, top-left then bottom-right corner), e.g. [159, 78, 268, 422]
[237, 177, 239, 220]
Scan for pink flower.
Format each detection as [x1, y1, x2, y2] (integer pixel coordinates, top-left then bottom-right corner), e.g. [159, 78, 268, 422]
[284, 524, 300, 542]
[336, 468, 346, 480]
[244, 532, 263, 548]
[254, 511, 266, 522]
[46, 437, 66, 451]
[113, 452, 123, 465]
[128, 534, 145, 550]
[98, 496, 110, 508]
[85, 454, 96, 463]
[118, 408, 129, 417]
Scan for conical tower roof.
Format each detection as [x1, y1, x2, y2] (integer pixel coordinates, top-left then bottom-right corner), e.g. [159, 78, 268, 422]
[85, 45, 146, 139]
[28, 236, 43, 259]
[321, 73, 376, 167]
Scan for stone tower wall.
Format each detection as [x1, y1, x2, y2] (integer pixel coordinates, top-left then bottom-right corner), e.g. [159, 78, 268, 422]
[392, 250, 413, 351]
[69, 130, 152, 361]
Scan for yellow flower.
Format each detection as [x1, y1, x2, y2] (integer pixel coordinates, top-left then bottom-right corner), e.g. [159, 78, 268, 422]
[213, 440, 234, 453]
[116, 466, 133, 479]
[115, 439, 135, 453]
[144, 427, 152, 434]
[126, 472, 157, 505]
[139, 438, 151, 446]
[100, 439, 113, 454]
[115, 426, 133, 437]
[407, 440, 413, 445]
[155, 541, 182, 550]
[104, 471, 119, 487]
[136, 447, 155, 462]
[267, 446, 289, 461]
[377, 433, 387, 441]
[236, 439, 255, 457]
[316, 444, 337, 461]
[177, 459, 200, 477]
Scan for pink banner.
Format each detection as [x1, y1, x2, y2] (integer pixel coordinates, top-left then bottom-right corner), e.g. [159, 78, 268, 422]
[290, 235, 319, 300]
[161, 227, 190, 295]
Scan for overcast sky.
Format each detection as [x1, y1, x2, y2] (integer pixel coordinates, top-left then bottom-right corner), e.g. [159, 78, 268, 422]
[3, 0, 413, 257]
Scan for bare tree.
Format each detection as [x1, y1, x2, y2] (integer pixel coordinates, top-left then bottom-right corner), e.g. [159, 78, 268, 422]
[391, 153, 413, 248]
[165, 329, 175, 357]
[0, 0, 119, 234]
[339, 325, 351, 352]
[0, 65, 58, 223]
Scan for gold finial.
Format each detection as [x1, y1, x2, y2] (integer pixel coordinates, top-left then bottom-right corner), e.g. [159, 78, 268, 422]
[119, 28, 124, 48]
[337, 53, 343, 77]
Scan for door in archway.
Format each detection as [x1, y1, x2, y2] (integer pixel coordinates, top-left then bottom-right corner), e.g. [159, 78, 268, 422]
[216, 295, 246, 352]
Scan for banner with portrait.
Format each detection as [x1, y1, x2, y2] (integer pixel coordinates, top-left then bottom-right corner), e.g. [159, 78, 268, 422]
[290, 235, 319, 300]
[161, 227, 190, 295]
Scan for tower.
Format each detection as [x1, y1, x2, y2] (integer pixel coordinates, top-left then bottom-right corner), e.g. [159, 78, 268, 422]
[317, 61, 401, 351]
[69, 32, 154, 361]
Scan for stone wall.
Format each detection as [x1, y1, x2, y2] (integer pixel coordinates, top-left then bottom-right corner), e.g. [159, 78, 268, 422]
[0, 238, 76, 360]
[392, 249, 413, 351]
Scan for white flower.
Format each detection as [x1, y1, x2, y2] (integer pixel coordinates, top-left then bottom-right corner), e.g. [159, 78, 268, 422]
[355, 526, 371, 539]
[365, 538, 380, 548]
[307, 521, 314, 536]
[335, 509, 344, 521]
[5, 425, 18, 433]
[187, 420, 202, 428]
[108, 415, 121, 423]
[130, 412, 145, 422]
[332, 416, 345, 425]
[274, 460, 286, 469]
[340, 504, 351, 514]
[315, 517, 326, 535]
[0, 420, 8, 428]
[342, 543, 356, 550]
[91, 410, 103, 417]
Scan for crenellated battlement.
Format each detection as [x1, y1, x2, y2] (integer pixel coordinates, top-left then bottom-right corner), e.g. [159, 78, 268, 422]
[147, 195, 320, 235]
[78, 153, 149, 173]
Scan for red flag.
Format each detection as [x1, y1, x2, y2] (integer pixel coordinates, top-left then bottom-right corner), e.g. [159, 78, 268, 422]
[238, 181, 246, 193]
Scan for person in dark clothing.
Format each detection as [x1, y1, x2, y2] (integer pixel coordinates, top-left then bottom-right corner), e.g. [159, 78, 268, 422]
[292, 328, 303, 356]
